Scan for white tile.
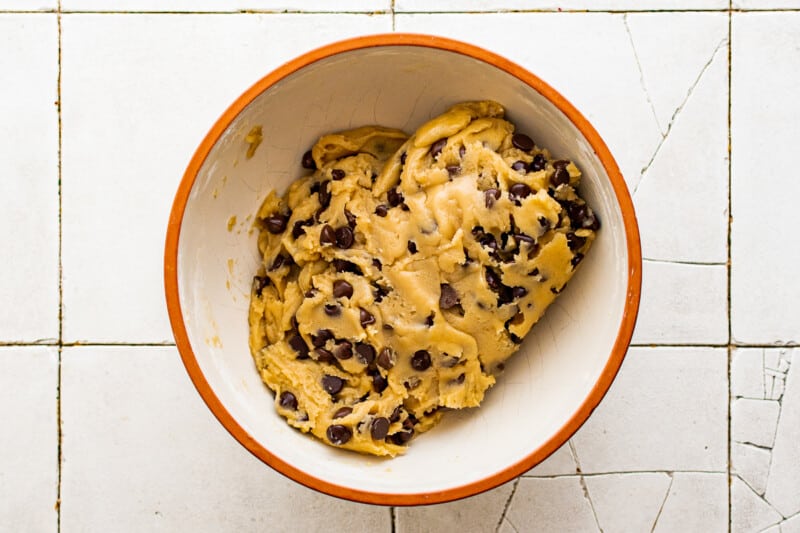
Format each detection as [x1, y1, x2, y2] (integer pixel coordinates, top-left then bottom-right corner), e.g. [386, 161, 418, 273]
[0, 347, 58, 532]
[764, 349, 800, 517]
[653, 473, 728, 532]
[61, 13, 392, 343]
[0, 15, 59, 343]
[732, 476, 783, 533]
[732, 442, 771, 496]
[505, 477, 598, 532]
[60, 346, 391, 533]
[571, 347, 728, 473]
[583, 473, 671, 533]
[731, 12, 800, 344]
[632, 27, 728, 264]
[0, 0, 56, 9]
[732, 348, 767, 400]
[62, 0, 389, 11]
[396, 0, 728, 12]
[734, 0, 800, 8]
[395, 480, 514, 533]
[523, 440, 577, 477]
[732, 398, 780, 449]
[395, 12, 663, 193]
[633, 261, 728, 345]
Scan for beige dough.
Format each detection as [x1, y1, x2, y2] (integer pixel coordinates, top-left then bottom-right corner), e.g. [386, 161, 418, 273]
[248, 101, 599, 456]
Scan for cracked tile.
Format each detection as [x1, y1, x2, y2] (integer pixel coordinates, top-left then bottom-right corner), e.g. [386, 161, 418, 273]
[732, 12, 800, 344]
[764, 349, 800, 517]
[571, 347, 728, 472]
[61, 13, 391, 342]
[632, 261, 727, 344]
[732, 349, 768, 400]
[61, 0, 389, 11]
[497, 517, 517, 533]
[0, 15, 59, 343]
[395, 12, 662, 193]
[732, 476, 783, 533]
[732, 442, 771, 496]
[505, 477, 598, 532]
[653, 473, 728, 532]
[732, 398, 781, 449]
[60, 346, 391, 532]
[522, 440, 578, 477]
[583, 473, 672, 533]
[395, 480, 513, 533]
[632, 33, 728, 264]
[0, 347, 58, 532]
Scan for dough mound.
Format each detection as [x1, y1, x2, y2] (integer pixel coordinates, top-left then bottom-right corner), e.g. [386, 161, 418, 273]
[248, 101, 599, 456]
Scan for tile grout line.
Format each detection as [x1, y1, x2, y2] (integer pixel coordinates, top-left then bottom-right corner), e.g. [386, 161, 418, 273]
[390, 506, 396, 533]
[391, 0, 396, 31]
[56, 2, 63, 531]
[2, 7, 800, 14]
[726, 2, 733, 532]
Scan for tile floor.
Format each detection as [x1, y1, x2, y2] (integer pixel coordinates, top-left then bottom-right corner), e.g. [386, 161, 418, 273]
[0, 2, 798, 532]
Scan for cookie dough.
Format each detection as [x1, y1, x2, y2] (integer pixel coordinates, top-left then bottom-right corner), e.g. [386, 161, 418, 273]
[248, 101, 599, 456]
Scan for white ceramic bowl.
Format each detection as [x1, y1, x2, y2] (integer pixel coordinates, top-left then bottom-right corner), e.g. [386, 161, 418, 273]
[165, 34, 641, 505]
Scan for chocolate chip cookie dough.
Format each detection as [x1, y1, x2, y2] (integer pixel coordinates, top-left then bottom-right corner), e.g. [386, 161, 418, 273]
[248, 101, 599, 456]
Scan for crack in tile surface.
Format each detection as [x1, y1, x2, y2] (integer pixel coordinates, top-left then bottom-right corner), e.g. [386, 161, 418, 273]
[495, 477, 520, 533]
[649, 473, 673, 532]
[623, 13, 663, 134]
[633, 36, 728, 195]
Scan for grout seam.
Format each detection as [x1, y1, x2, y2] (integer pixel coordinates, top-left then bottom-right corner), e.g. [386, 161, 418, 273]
[3, 8, 800, 14]
[56, 0, 63, 531]
[726, 3, 733, 531]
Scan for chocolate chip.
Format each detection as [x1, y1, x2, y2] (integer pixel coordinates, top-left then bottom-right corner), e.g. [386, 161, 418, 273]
[331, 169, 345, 181]
[324, 303, 341, 316]
[322, 375, 345, 395]
[511, 160, 528, 173]
[269, 254, 290, 271]
[301, 150, 316, 170]
[372, 374, 388, 394]
[290, 316, 299, 331]
[389, 430, 413, 445]
[355, 342, 376, 365]
[567, 232, 586, 250]
[264, 213, 288, 234]
[407, 240, 417, 254]
[515, 233, 535, 246]
[509, 333, 523, 344]
[509, 182, 532, 201]
[538, 216, 551, 230]
[292, 220, 308, 239]
[333, 280, 353, 299]
[551, 162, 570, 186]
[484, 188, 501, 208]
[335, 226, 354, 249]
[400, 152, 407, 165]
[531, 153, 546, 171]
[252, 276, 270, 296]
[377, 348, 395, 370]
[454, 373, 466, 385]
[390, 406, 402, 422]
[387, 187, 403, 207]
[484, 267, 502, 291]
[371, 417, 390, 440]
[279, 391, 297, 410]
[430, 138, 447, 159]
[571, 253, 584, 267]
[311, 329, 334, 348]
[318, 180, 331, 208]
[288, 334, 309, 358]
[411, 350, 431, 371]
[320, 224, 336, 245]
[404, 377, 421, 390]
[333, 407, 352, 419]
[326, 424, 352, 445]
[439, 284, 460, 310]
[480, 233, 498, 251]
[446, 165, 461, 177]
[529, 267, 540, 277]
[333, 340, 352, 360]
[512, 286, 528, 299]
[375, 204, 388, 217]
[344, 209, 357, 229]
[372, 258, 382, 271]
[512, 133, 534, 152]
[425, 313, 434, 327]
[442, 355, 461, 367]
[497, 285, 514, 305]
[359, 308, 375, 328]
[332, 259, 361, 274]
[315, 348, 334, 363]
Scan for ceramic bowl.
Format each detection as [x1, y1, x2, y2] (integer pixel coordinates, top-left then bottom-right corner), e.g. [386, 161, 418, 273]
[164, 34, 641, 505]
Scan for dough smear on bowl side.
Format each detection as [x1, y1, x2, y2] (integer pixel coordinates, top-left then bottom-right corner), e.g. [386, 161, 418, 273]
[248, 101, 600, 457]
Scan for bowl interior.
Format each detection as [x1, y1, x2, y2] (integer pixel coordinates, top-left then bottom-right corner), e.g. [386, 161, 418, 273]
[175, 44, 630, 497]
